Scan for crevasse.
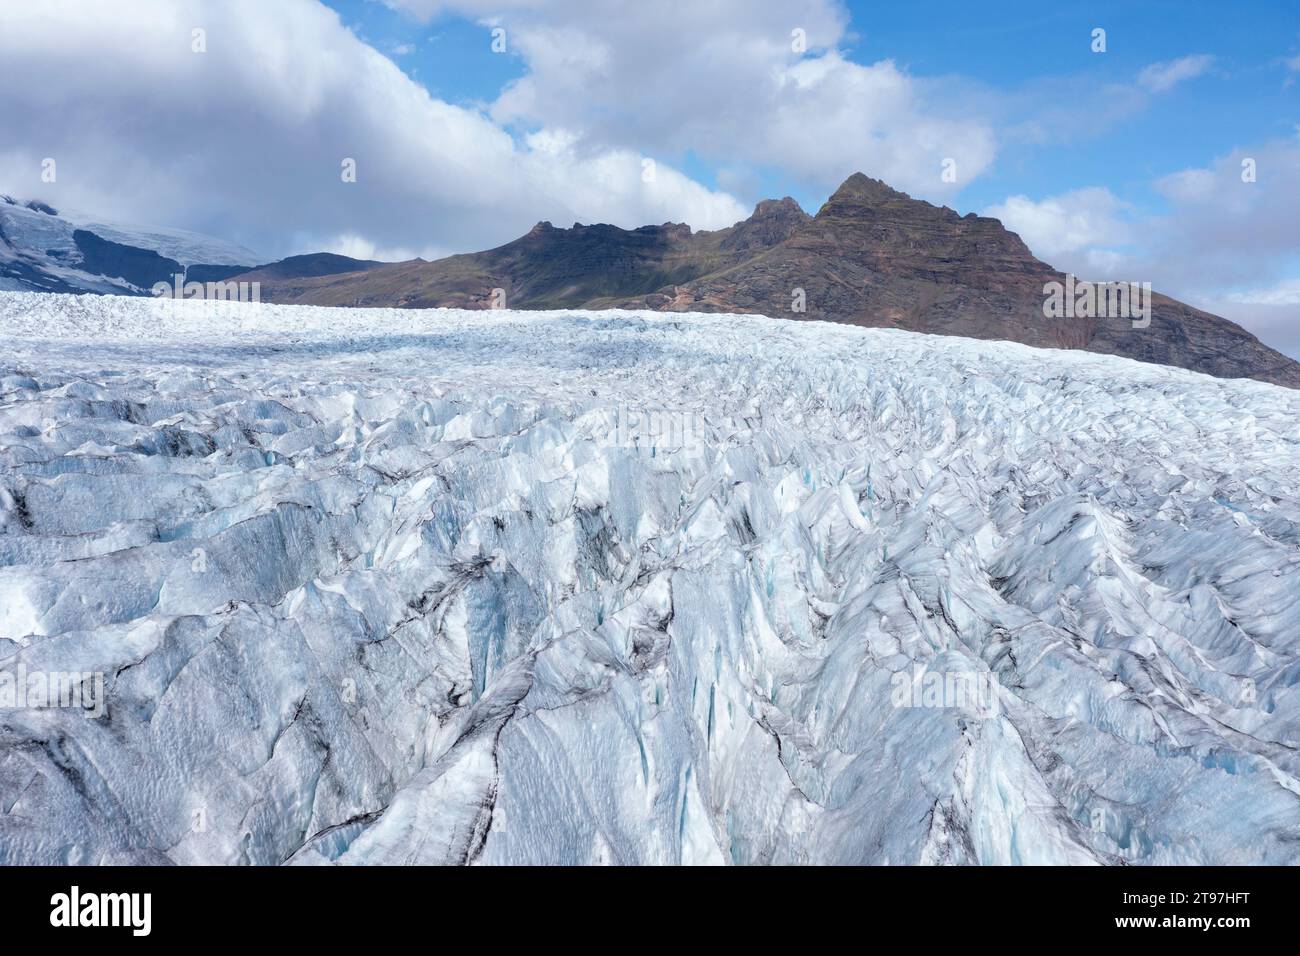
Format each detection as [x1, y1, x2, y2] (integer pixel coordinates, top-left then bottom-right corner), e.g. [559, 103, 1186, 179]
[0, 292, 1297, 865]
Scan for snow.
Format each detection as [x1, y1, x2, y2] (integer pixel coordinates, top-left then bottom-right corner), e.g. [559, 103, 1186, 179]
[1, 290, 1298, 865]
[0, 200, 261, 295]
[58, 212, 263, 268]
[0, 203, 80, 260]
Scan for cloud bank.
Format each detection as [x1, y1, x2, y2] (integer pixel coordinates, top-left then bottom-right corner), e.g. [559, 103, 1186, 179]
[0, 0, 748, 259]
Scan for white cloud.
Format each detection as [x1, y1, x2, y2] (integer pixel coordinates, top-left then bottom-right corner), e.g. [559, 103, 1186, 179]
[0, 0, 746, 259]
[984, 188, 1134, 278]
[1149, 138, 1300, 286]
[985, 135, 1300, 357]
[1137, 55, 1215, 93]
[1226, 279, 1300, 306]
[988, 136, 1300, 289]
[384, 0, 998, 201]
[317, 233, 444, 263]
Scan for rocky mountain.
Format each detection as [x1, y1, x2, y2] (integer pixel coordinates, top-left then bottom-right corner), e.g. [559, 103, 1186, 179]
[240, 196, 811, 312]
[244, 173, 1300, 387]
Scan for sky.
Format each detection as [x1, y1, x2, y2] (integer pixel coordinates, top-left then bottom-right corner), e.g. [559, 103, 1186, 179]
[1, 0, 1298, 355]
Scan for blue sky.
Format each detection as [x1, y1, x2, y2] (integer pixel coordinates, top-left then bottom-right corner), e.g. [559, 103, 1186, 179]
[3, 0, 1298, 353]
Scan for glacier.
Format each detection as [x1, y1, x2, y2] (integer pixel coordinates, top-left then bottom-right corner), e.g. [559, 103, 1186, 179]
[0, 199, 262, 295]
[0, 290, 1298, 865]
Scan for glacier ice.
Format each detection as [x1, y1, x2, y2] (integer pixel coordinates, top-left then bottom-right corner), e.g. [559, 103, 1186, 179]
[0, 291, 1298, 865]
[0, 200, 262, 296]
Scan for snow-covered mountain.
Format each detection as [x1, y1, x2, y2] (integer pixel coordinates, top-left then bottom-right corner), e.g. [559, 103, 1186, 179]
[1, 292, 1297, 865]
[0, 197, 261, 294]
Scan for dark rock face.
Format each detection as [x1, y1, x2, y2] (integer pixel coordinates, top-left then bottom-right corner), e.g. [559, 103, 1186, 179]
[58, 231, 243, 293]
[72, 230, 182, 290]
[719, 197, 811, 254]
[246, 172, 1300, 387]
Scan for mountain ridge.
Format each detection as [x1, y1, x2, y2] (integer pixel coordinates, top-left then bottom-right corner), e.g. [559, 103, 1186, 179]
[240, 173, 1300, 387]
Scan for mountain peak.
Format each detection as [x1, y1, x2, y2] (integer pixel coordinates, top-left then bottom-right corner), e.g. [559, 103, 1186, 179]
[719, 196, 811, 253]
[814, 173, 920, 222]
[751, 196, 806, 219]
[826, 172, 911, 205]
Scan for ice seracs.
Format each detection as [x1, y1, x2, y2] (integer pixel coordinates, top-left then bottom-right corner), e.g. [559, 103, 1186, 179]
[0, 291, 1298, 865]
